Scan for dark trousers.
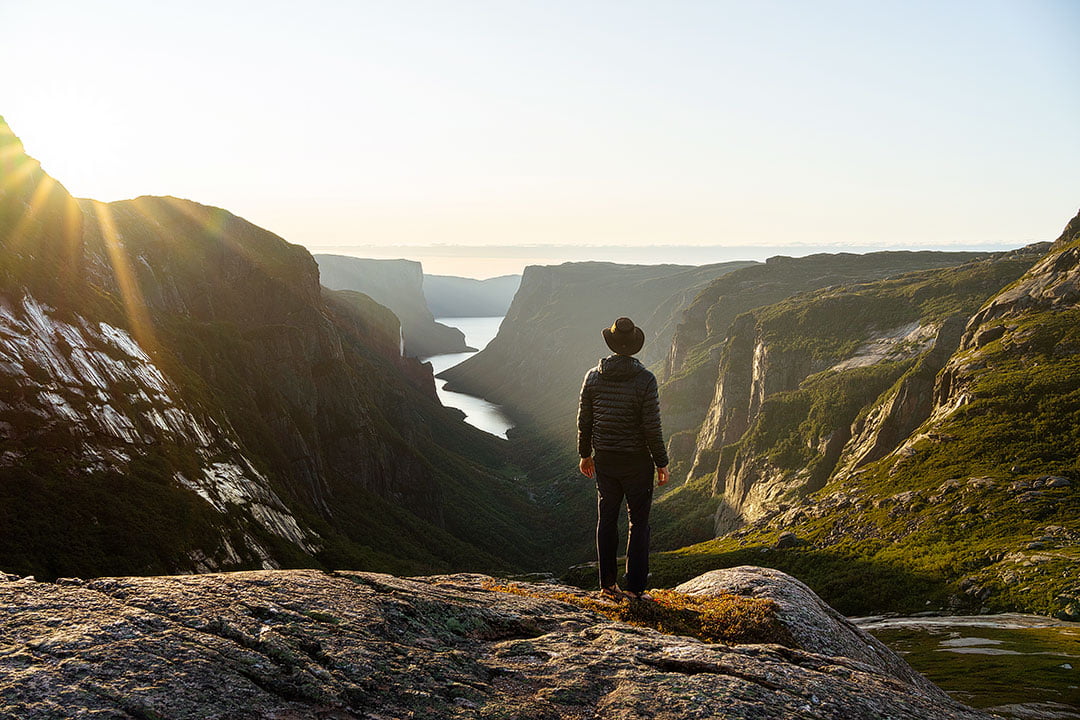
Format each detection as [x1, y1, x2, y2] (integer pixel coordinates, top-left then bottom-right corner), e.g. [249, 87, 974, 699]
[594, 451, 654, 593]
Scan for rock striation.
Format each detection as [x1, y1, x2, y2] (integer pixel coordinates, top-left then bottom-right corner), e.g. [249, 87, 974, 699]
[0, 567, 991, 719]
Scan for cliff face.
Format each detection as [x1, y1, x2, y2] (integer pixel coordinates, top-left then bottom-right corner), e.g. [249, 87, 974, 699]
[660, 251, 999, 443]
[440, 261, 755, 431]
[0, 117, 540, 580]
[315, 254, 469, 357]
[671, 250, 1044, 536]
[649, 213, 1079, 618]
[0, 566, 991, 719]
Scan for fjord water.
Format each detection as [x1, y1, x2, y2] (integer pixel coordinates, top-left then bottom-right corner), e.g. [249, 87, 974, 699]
[859, 615, 1080, 719]
[424, 316, 513, 438]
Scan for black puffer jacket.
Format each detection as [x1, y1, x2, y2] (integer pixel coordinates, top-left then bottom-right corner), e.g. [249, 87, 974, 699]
[577, 354, 668, 467]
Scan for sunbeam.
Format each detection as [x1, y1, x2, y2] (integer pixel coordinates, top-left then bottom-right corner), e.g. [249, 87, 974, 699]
[90, 200, 159, 355]
[5, 174, 56, 250]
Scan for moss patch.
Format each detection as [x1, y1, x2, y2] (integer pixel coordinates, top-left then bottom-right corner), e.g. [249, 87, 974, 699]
[482, 580, 793, 646]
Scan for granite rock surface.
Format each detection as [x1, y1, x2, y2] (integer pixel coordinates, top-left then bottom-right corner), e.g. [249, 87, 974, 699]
[0, 567, 992, 719]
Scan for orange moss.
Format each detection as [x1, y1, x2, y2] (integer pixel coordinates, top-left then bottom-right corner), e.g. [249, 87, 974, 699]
[481, 580, 793, 646]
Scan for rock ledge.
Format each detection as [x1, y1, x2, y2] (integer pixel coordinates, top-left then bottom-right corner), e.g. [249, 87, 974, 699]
[0, 567, 991, 719]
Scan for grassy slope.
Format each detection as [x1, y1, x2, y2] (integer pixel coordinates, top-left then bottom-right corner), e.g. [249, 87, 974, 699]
[578, 248, 1080, 617]
[660, 251, 999, 439]
[650, 254, 1040, 554]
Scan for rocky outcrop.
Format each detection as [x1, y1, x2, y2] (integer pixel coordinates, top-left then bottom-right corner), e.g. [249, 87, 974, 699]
[0, 567, 991, 719]
[315, 254, 469, 357]
[675, 566, 941, 696]
[934, 214, 1080, 416]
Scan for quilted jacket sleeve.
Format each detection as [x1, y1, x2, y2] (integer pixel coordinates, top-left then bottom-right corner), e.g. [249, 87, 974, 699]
[641, 372, 668, 467]
[577, 371, 594, 458]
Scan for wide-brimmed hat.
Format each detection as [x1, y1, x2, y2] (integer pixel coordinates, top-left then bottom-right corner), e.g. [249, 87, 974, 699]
[603, 317, 645, 356]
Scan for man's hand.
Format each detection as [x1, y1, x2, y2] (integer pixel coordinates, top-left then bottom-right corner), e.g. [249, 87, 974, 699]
[579, 456, 595, 479]
[657, 466, 670, 486]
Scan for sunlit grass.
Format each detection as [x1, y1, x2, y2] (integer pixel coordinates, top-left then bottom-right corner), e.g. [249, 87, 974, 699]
[482, 579, 793, 646]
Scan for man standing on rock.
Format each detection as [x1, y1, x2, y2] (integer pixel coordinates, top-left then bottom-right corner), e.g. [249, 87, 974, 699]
[577, 317, 669, 601]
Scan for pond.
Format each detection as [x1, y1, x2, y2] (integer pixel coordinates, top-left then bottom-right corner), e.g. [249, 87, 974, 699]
[856, 614, 1080, 719]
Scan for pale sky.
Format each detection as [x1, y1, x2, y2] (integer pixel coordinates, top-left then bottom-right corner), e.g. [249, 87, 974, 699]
[3, 0, 1078, 269]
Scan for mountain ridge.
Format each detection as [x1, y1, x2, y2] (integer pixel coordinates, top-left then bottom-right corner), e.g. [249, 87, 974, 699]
[423, 273, 520, 317]
[0, 116, 544, 580]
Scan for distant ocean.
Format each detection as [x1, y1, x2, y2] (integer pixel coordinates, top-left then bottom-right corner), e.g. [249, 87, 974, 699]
[309, 242, 1026, 279]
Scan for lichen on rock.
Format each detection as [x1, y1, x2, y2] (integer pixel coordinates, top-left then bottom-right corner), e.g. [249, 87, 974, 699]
[0, 566, 993, 719]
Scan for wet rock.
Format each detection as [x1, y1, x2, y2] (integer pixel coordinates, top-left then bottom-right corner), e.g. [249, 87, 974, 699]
[1043, 476, 1072, 488]
[1025, 541, 1049, 550]
[0, 568, 994, 719]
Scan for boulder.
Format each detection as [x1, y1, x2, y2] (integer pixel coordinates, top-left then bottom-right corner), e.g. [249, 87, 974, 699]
[675, 566, 944, 697]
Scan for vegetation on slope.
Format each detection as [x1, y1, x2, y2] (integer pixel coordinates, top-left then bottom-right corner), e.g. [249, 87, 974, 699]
[616, 221, 1080, 618]
[651, 251, 1043, 553]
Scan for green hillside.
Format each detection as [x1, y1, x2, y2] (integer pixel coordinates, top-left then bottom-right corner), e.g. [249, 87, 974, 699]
[607, 215, 1080, 618]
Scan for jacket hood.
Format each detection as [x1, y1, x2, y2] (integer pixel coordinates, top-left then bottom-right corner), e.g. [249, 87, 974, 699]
[598, 354, 645, 381]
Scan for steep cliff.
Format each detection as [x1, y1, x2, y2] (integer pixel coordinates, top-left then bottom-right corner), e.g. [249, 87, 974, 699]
[660, 251, 999, 445]
[651, 248, 1043, 555]
[0, 567, 991, 719]
[645, 211, 1079, 617]
[315, 254, 469, 356]
[423, 273, 521, 317]
[440, 261, 755, 431]
[0, 116, 542, 579]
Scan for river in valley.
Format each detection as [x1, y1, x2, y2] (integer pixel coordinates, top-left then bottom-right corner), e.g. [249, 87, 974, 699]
[423, 316, 513, 439]
[857, 614, 1080, 718]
